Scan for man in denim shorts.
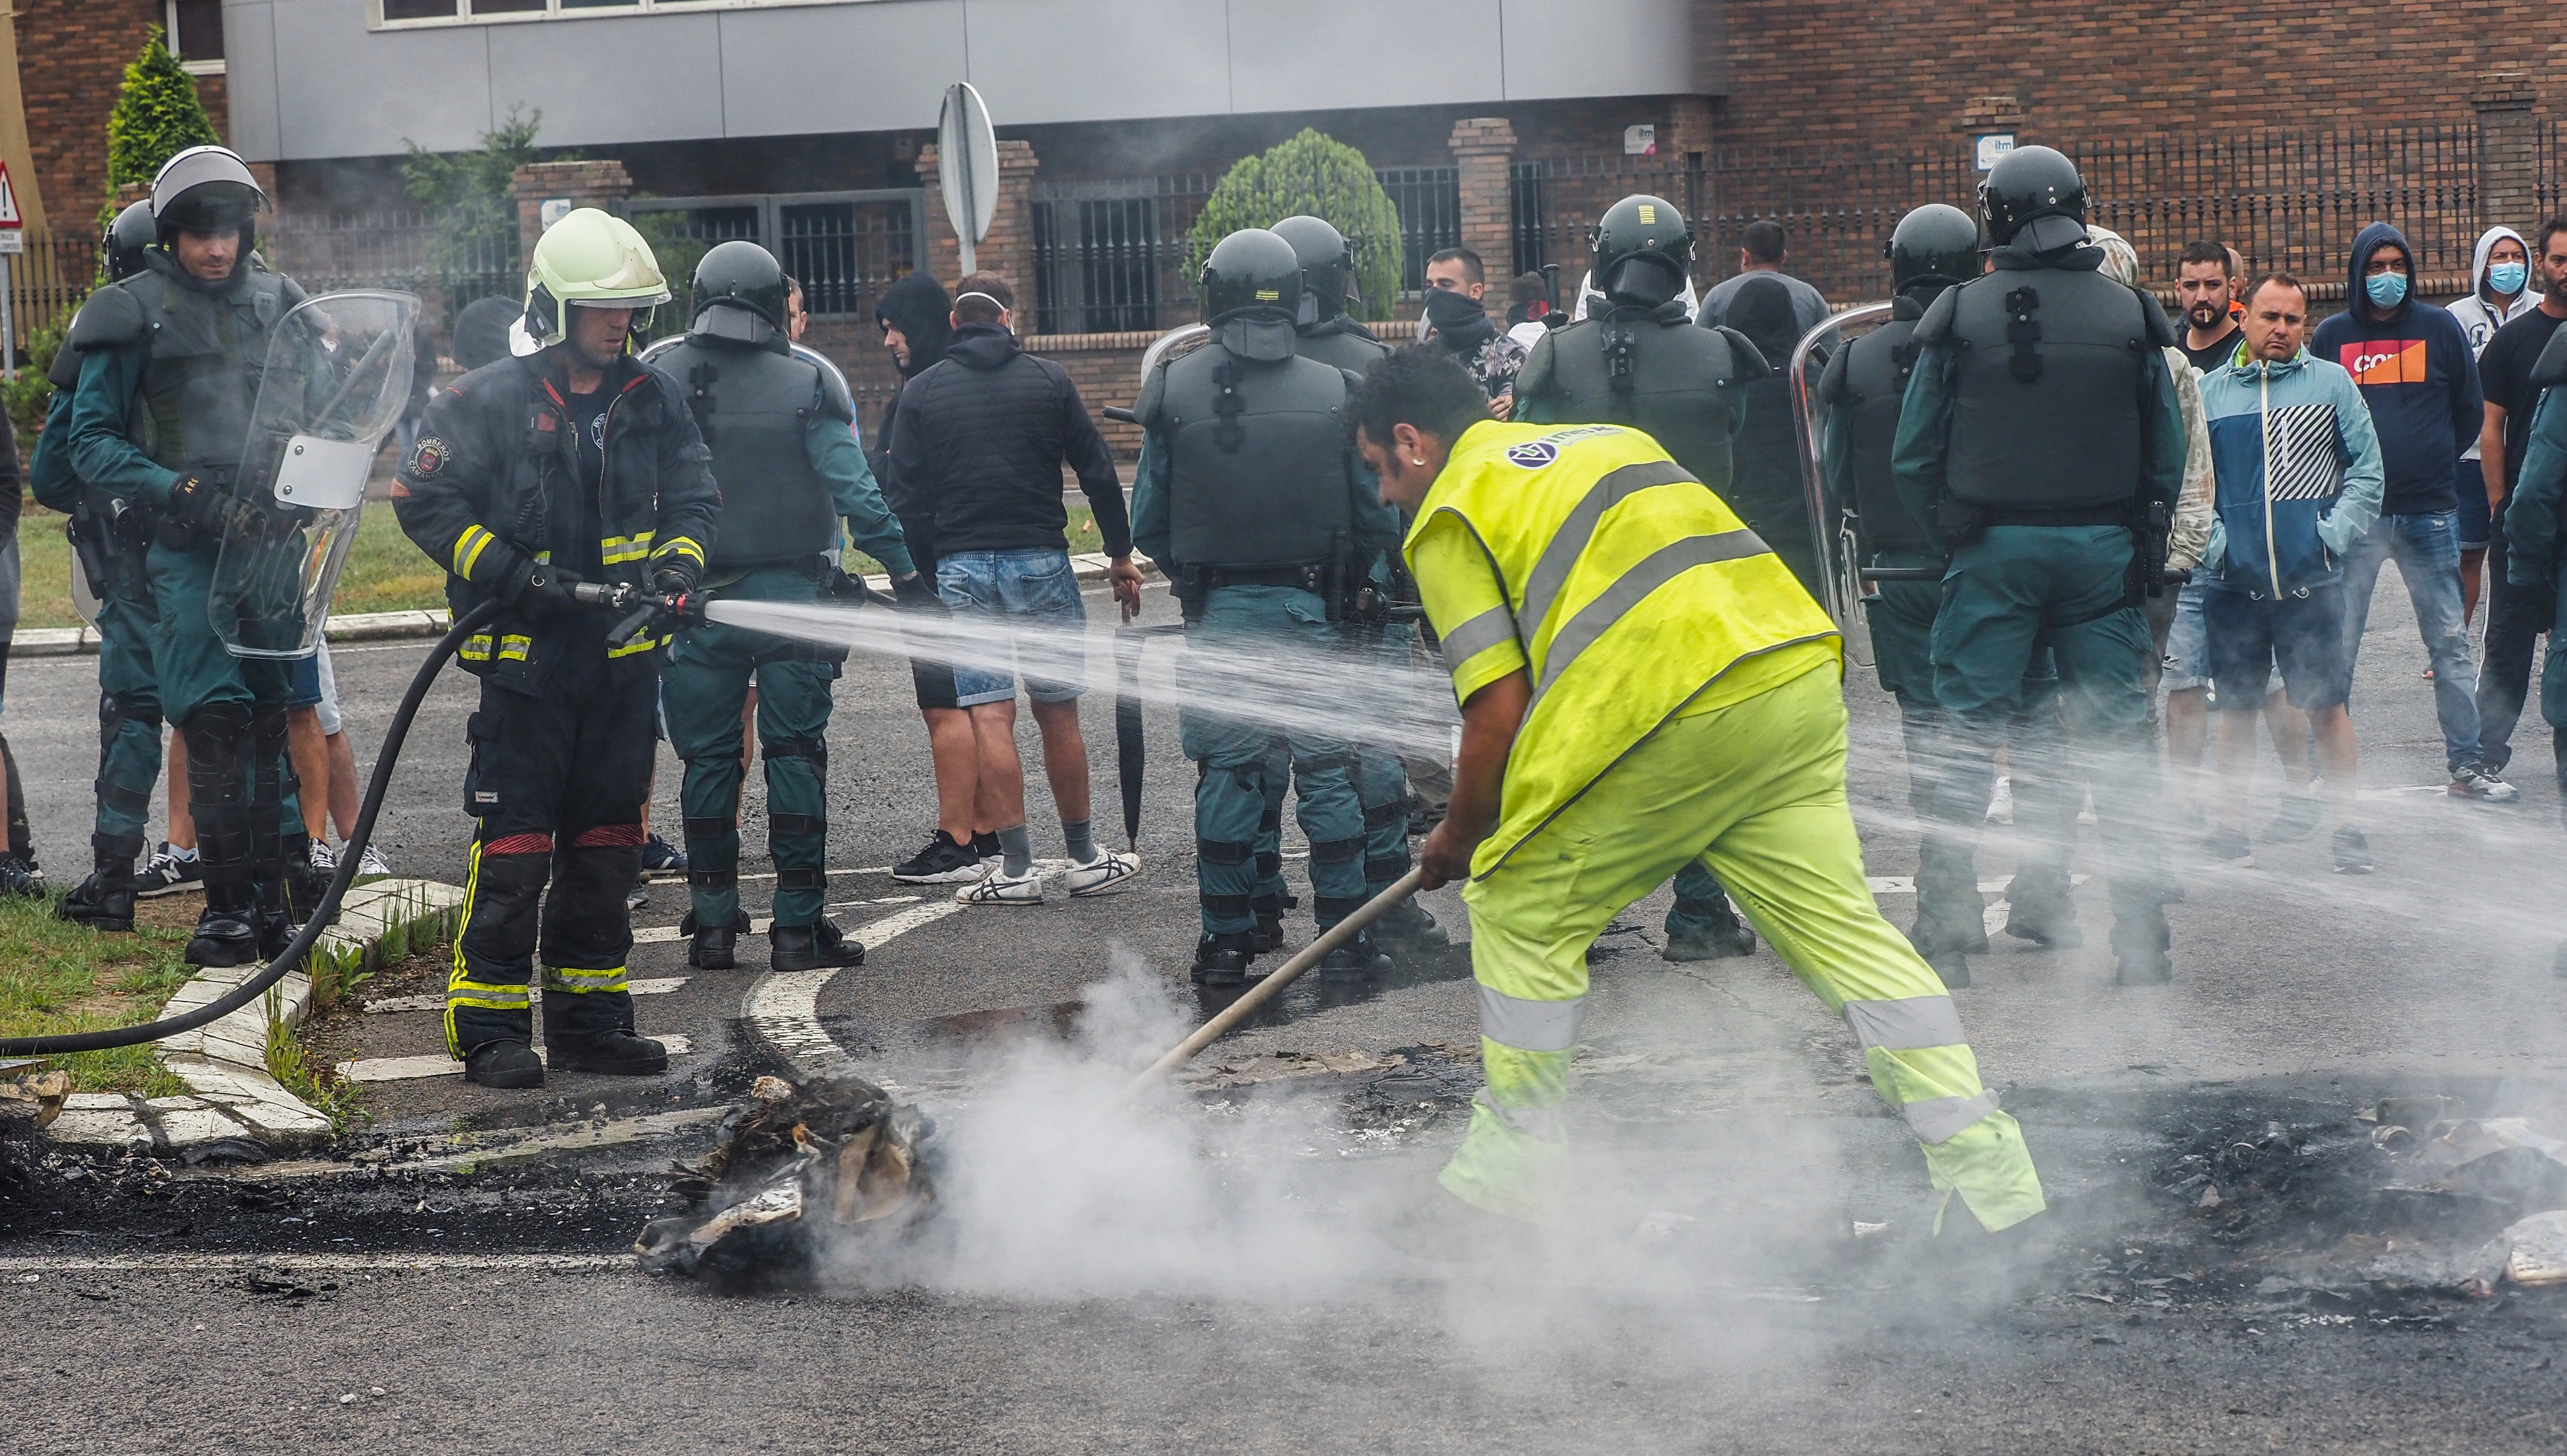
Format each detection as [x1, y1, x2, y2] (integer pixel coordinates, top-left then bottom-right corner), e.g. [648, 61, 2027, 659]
[888, 272, 1145, 904]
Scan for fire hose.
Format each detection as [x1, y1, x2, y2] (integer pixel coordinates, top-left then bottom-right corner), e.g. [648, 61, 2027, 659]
[0, 599, 505, 1057]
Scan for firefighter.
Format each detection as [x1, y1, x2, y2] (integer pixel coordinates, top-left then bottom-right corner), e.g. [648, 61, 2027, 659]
[393, 208, 719, 1089]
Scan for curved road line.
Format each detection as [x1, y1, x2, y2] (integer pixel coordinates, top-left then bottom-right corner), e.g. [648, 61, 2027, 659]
[740, 901, 963, 1079]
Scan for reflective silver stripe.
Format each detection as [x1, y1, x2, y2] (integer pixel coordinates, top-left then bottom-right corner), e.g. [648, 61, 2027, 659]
[1532, 528, 1771, 700]
[1473, 1087, 1569, 1144]
[1438, 605, 1519, 673]
[1903, 1090, 2001, 1143]
[1843, 995, 1967, 1052]
[1475, 983, 1585, 1052]
[1517, 458, 1696, 639]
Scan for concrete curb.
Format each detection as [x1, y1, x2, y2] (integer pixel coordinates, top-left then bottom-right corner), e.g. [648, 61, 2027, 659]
[12, 557, 1154, 658]
[45, 878, 466, 1157]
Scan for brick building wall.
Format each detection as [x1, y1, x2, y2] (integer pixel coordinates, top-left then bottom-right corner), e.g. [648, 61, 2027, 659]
[13, 1, 229, 221]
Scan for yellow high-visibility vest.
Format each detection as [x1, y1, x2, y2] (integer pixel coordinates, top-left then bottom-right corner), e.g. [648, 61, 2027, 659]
[1405, 419, 1841, 878]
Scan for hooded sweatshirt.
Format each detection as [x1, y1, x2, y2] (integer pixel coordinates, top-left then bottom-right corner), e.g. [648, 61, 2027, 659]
[2449, 226, 2541, 462]
[886, 322, 1132, 559]
[2308, 221, 2481, 515]
[871, 272, 954, 559]
[2198, 344, 2385, 598]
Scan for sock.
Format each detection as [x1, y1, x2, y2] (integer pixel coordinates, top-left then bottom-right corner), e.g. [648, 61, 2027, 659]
[998, 823, 1034, 878]
[1063, 818, 1097, 863]
[172, 845, 199, 863]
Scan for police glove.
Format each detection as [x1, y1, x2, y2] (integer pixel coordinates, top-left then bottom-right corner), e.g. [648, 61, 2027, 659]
[823, 567, 881, 607]
[891, 571, 939, 611]
[651, 558, 701, 599]
[164, 473, 235, 535]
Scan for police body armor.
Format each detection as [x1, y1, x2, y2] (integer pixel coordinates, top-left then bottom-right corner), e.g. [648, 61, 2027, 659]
[72, 257, 301, 487]
[1921, 267, 2157, 511]
[1824, 300, 1936, 554]
[1293, 321, 1390, 376]
[1142, 342, 1355, 572]
[646, 334, 845, 572]
[1517, 306, 1760, 494]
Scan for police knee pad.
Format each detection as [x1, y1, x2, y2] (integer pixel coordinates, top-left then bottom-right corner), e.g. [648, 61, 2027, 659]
[98, 690, 162, 741]
[762, 736, 828, 774]
[1197, 837, 1254, 868]
[182, 704, 254, 806]
[1307, 836, 1364, 868]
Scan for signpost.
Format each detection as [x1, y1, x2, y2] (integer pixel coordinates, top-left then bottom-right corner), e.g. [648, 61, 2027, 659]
[0, 159, 20, 379]
[937, 82, 998, 277]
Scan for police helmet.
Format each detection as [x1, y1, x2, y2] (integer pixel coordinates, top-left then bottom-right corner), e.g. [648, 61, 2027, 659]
[1271, 215, 1356, 325]
[689, 239, 789, 345]
[1200, 228, 1303, 326]
[104, 199, 157, 282]
[1590, 194, 1693, 308]
[150, 145, 267, 254]
[1885, 203, 1980, 293]
[1978, 145, 2088, 249]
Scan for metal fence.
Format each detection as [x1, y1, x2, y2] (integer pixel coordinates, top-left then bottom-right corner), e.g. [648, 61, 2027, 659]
[0, 227, 96, 351]
[1026, 166, 1463, 335]
[261, 210, 520, 329]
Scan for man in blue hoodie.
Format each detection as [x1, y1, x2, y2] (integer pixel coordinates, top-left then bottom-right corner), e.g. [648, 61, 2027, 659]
[2198, 274, 2388, 873]
[2309, 222, 2518, 803]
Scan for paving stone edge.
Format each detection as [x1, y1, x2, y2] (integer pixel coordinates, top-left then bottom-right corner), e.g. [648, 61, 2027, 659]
[44, 878, 467, 1157]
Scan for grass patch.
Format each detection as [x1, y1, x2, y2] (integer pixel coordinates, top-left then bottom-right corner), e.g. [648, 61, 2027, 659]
[18, 498, 449, 630]
[0, 891, 195, 1095]
[265, 983, 364, 1134]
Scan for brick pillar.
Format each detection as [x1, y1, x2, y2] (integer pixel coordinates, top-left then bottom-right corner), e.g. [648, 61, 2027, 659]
[916, 138, 1038, 295]
[2474, 73, 2541, 235]
[508, 159, 634, 263]
[1449, 117, 1519, 289]
[245, 163, 281, 213]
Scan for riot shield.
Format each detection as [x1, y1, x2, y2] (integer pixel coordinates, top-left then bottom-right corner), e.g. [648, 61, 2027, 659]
[69, 540, 101, 628]
[211, 291, 421, 659]
[1788, 301, 1894, 670]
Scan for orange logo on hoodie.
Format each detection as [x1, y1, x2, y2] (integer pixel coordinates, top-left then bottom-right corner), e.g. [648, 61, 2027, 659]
[2340, 338, 2428, 385]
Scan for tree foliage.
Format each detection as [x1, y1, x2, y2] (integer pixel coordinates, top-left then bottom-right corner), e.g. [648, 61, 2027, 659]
[402, 107, 548, 281]
[1183, 130, 1403, 321]
[3, 312, 70, 449]
[106, 27, 220, 194]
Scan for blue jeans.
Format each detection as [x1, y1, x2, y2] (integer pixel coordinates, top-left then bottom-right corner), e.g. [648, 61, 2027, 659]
[2338, 511, 2482, 771]
[936, 548, 1089, 708]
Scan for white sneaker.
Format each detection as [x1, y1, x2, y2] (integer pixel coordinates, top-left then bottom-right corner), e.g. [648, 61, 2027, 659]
[307, 839, 339, 872]
[1060, 847, 1141, 897]
[356, 844, 393, 881]
[956, 865, 1044, 905]
[1983, 776, 2014, 825]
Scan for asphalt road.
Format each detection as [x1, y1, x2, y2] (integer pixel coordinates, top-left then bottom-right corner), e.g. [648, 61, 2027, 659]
[9, 566, 2567, 1453]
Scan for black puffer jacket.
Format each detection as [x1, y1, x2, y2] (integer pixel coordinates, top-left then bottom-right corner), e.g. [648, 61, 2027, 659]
[886, 322, 1131, 557]
[871, 272, 953, 566]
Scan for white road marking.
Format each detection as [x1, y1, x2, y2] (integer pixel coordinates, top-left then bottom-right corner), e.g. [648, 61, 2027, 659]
[336, 1036, 694, 1083]
[632, 892, 940, 945]
[363, 977, 689, 1014]
[0, 1253, 633, 1275]
[1865, 874, 2090, 896]
[740, 901, 961, 1079]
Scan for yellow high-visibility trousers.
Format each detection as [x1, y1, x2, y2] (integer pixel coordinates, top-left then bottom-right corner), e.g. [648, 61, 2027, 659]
[1442, 653, 2046, 1232]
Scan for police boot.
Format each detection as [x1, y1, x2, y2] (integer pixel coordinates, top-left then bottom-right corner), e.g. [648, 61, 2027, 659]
[1373, 898, 1450, 959]
[547, 1028, 669, 1077]
[1664, 896, 1758, 962]
[1191, 932, 1255, 989]
[1316, 929, 1395, 982]
[464, 1040, 545, 1090]
[2110, 903, 2174, 987]
[1249, 895, 1290, 953]
[2000, 864, 2082, 948]
[770, 919, 865, 973]
[680, 909, 753, 970]
[56, 850, 137, 934]
[186, 884, 262, 968]
[254, 874, 296, 960]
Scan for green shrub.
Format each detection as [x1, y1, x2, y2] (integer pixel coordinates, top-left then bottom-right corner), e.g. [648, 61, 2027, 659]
[107, 28, 220, 194]
[1183, 130, 1403, 321]
[3, 309, 74, 448]
[403, 106, 547, 281]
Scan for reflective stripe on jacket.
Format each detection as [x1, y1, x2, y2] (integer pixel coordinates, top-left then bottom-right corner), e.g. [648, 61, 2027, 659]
[1404, 420, 1840, 879]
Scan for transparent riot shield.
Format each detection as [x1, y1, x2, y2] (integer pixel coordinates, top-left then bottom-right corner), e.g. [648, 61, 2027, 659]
[211, 290, 421, 659]
[1789, 301, 1894, 671]
[69, 540, 101, 628]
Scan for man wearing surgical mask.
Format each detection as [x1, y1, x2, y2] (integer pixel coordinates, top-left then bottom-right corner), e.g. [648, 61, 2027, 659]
[2450, 228, 2540, 624]
[2310, 222, 2516, 803]
[1418, 247, 1525, 419]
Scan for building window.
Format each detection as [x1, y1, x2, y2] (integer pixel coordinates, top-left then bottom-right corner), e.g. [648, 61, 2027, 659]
[378, 0, 845, 24]
[167, 0, 226, 73]
[622, 192, 920, 324]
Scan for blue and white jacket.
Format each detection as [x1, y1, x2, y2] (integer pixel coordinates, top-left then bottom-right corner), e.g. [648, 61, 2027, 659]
[2197, 345, 2385, 598]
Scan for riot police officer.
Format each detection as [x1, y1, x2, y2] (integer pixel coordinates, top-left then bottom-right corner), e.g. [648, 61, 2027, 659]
[1892, 146, 2186, 986]
[1270, 214, 1444, 960]
[1129, 229, 1406, 987]
[1817, 203, 2079, 984]
[65, 149, 322, 966]
[38, 201, 158, 931]
[641, 241, 928, 973]
[1512, 194, 1772, 963]
[394, 208, 720, 1088]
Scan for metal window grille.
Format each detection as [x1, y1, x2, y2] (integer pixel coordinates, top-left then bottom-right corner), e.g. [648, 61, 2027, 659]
[1375, 167, 1460, 292]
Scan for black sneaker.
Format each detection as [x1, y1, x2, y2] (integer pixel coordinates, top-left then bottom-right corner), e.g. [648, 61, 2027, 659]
[893, 830, 986, 885]
[971, 830, 1002, 863]
[640, 833, 688, 876]
[0, 854, 44, 899]
[136, 844, 200, 898]
[2332, 824, 2375, 875]
[2448, 763, 2522, 803]
[2197, 824, 2254, 867]
[2258, 791, 2323, 842]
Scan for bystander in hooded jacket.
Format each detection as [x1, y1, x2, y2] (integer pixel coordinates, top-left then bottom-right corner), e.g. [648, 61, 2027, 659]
[2450, 225, 2541, 470]
[2309, 221, 2481, 517]
[872, 272, 955, 567]
[887, 320, 1132, 560]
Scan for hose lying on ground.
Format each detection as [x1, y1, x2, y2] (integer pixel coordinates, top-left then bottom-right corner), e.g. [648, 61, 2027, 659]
[0, 599, 503, 1057]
